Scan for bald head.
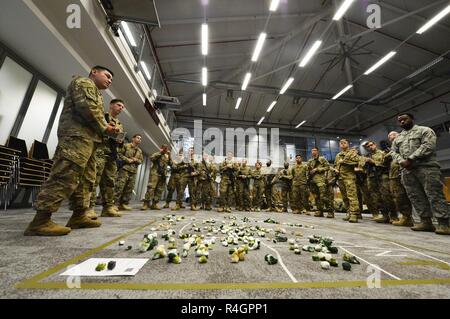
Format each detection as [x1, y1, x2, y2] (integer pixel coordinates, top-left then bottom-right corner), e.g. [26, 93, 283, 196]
[388, 131, 399, 142]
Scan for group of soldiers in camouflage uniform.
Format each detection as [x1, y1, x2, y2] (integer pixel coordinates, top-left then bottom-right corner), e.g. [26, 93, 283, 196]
[137, 113, 449, 236]
[23, 66, 449, 237]
[24, 66, 144, 236]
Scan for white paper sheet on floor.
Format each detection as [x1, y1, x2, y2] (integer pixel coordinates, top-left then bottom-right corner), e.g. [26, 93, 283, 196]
[59, 258, 149, 277]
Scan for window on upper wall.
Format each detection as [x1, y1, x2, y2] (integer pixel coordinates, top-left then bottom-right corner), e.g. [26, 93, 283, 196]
[0, 57, 33, 145]
[320, 139, 332, 162]
[17, 80, 57, 150]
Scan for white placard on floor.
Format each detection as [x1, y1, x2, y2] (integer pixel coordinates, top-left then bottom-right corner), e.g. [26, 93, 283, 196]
[59, 258, 149, 277]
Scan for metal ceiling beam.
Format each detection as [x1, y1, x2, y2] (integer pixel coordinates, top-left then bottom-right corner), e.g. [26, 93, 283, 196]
[346, 20, 450, 61]
[160, 12, 320, 25]
[178, 7, 334, 114]
[379, 1, 450, 34]
[159, 52, 249, 64]
[335, 2, 355, 95]
[155, 33, 287, 49]
[166, 78, 382, 105]
[175, 115, 364, 137]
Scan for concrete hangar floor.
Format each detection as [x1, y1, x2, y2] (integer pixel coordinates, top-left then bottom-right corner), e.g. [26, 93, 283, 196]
[1, 203, 449, 299]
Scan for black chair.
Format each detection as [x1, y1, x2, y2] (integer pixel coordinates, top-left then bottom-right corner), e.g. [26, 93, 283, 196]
[0, 145, 20, 210]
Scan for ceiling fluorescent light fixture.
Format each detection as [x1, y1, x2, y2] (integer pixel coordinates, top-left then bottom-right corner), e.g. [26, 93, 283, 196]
[299, 40, 322, 67]
[266, 101, 277, 112]
[269, 0, 280, 12]
[280, 77, 294, 94]
[407, 57, 444, 79]
[251, 32, 267, 62]
[364, 51, 396, 75]
[121, 22, 137, 47]
[296, 120, 306, 128]
[202, 67, 208, 86]
[235, 97, 242, 110]
[416, 5, 450, 34]
[203, 93, 207, 106]
[332, 84, 353, 100]
[333, 0, 356, 21]
[257, 117, 265, 126]
[140, 61, 151, 80]
[201, 23, 208, 55]
[241, 73, 252, 91]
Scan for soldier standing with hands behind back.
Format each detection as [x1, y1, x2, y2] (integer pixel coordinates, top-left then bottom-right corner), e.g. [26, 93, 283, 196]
[25, 66, 119, 236]
[391, 113, 449, 235]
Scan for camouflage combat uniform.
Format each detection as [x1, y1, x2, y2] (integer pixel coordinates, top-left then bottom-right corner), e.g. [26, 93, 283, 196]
[274, 167, 292, 212]
[391, 125, 449, 228]
[219, 159, 236, 211]
[386, 152, 412, 220]
[89, 113, 123, 210]
[370, 148, 397, 221]
[262, 165, 277, 210]
[197, 159, 214, 209]
[251, 166, 265, 210]
[142, 151, 170, 207]
[34, 76, 108, 214]
[115, 142, 143, 206]
[236, 164, 252, 210]
[335, 149, 360, 220]
[357, 156, 381, 217]
[290, 163, 310, 214]
[307, 156, 332, 215]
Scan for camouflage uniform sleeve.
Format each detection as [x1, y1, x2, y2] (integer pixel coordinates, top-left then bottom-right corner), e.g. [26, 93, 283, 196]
[135, 148, 144, 165]
[408, 128, 436, 161]
[150, 151, 162, 161]
[390, 139, 404, 163]
[118, 144, 132, 163]
[316, 157, 330, 173]
[72, 78, 108, 135]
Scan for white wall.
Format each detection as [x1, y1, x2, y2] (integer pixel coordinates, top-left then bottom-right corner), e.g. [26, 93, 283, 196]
[0, 57, 33, 144]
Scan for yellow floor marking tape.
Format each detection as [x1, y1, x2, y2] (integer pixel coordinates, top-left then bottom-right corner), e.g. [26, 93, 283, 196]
[15, 278, 450, 291]
[399, 258, 450, 271]
[15, 219, 157, 288]
[14, 212, 450, 292]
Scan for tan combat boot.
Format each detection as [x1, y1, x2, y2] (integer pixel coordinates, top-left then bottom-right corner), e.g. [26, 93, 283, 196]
[171, 203, 181, 211]
[392, 216, 414, 227]
[292, 209, 301, 214]
[205, 204, 212, 211]
[191, 204, 200, 211]
[326, 212, 335, 219]
[374, 214, 390, 223]
[314, 211, 324, 217]
[85, 207, 98, 220]
[225, 206, 232, 213]
[435, 219, 450, 235]
[24, 211, 71, 236]
[101, 206, 122, 218]
[118, 204, 133, 211]
[141, 201, 150, 210]
[163, 202, 170, 209]
[150, 201, 161, 210]
[411, 217, 435, 232]
[342, 214, 350, 221]
[67, 210, 102, 229]
[349, 214, 358, 223]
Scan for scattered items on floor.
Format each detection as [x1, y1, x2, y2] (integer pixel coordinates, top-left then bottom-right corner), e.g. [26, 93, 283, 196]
[342, 262, 352, 271]
[118, 240, 125, 246]
[265, 254, 278, 265]
[343, 253, 360, 264]
[107, 260, 116, 270]
[95, 263, 106, 271]
[60, 258, 149, 277]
